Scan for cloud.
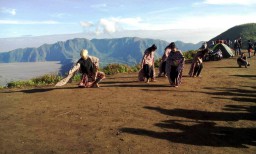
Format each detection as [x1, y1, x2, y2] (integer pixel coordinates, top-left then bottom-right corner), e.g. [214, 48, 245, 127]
[0, 20, 60, 24]
[0, 7, 16, 15]
[80, 21, 94, 27]
[81, 17, 143, 35]
[201, 0, 256, 5]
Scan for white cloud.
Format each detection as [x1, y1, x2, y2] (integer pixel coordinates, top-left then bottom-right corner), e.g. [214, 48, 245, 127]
[202, 0, 256, 5]
[0, 20, 60, 24]
[83, 17, 143, 34]
[80, 21, 94, 27]
[0, 8, 16, 15]
[100, 19, 116, 33]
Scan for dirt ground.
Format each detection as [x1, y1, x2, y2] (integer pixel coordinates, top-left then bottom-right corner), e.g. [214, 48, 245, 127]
[0, 54, 256, 154]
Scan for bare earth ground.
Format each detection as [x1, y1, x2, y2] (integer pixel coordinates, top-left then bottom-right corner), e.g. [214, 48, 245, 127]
[0, 55, 256, 154]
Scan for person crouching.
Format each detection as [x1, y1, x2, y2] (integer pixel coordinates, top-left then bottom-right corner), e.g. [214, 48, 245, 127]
[237, 53, 250, 68]
[55, 49, 105, 88]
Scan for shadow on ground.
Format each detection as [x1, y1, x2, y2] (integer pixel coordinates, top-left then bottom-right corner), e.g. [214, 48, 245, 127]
[120, 86, 256, 148]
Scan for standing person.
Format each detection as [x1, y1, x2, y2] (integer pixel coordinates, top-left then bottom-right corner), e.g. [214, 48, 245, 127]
[254, 41, 256, 56]
[165, 42, 185, 87]
[158, 44, 171, 77]
[234, 39, 239, 56]
[210, 41, 215, 48]
[188, 48, 209, 77]
[247, 40, 253, 58]
[237, 37, 242, 55]
[199, 42, 207, 50]
[139, 44, 157, 83]
[55, 49, 105, 88]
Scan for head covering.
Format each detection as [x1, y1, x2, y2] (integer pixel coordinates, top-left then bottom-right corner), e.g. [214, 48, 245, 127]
[170, 42, 176, 49]
[80, 49, 88, 59]
[151, 44, 157, 51]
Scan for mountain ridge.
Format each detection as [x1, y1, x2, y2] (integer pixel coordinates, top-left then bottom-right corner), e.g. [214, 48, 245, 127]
[0, 37, 202, 66]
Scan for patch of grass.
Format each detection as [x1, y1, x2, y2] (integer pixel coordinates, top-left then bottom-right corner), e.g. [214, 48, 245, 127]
[7, 74, 62, 88]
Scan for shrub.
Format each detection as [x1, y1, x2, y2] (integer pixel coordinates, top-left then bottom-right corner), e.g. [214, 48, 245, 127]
[102, 63, 139, 75]
[72, 73, 82, 82]
[6, 74, 62, 88]
[31, 74, 62, 85]
[183, 50, 197, 60]
[154, 58, 161, 68]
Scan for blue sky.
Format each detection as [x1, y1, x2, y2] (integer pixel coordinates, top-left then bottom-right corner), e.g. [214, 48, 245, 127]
[0, 0, 256, 42]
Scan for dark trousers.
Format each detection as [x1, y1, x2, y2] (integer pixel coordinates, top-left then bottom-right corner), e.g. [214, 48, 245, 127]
[170, 65, 178, 83]
[143, 64, 153, 80]
[193, 64, 203, 76]
[161, 61, 166, 74]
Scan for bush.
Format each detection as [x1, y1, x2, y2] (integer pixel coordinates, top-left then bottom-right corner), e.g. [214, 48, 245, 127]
[102, 63, 139, 75]
[7, 74, 62, 88]
[72, 73, 82, 82]
[183, 50, 197, 60]
[154, 58, 161, 68]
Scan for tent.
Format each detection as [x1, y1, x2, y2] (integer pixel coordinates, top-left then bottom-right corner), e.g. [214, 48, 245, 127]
[212, 43, 234, 58]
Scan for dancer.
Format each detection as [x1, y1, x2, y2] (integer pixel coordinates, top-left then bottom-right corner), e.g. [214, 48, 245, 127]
[188, 48, 208, 77]
[166, 42, 185, 87]
[55, 49, 105, 88]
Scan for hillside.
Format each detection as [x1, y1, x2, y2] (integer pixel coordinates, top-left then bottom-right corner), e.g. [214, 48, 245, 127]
[209, 23, 256, 48]
[0, 37, 201, 65]
[0, 55, 255, 153]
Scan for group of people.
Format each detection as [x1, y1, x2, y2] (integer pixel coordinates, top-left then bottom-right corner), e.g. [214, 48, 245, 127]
[55, 37, 253, 88]
[139, 43, 185, 87]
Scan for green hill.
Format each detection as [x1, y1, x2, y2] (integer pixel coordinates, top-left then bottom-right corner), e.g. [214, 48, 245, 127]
[209, 23, 256, 48]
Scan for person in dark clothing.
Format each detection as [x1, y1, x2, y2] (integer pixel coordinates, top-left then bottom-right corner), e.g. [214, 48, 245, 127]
[237, 53, 249, 68]
[55, 49, 105, 88]
[234, 40, 239, 56]
[158, 44, 171, 77]
[237, 37, 242, 55]
[247, 40, 253, 58]
[189, 48, 208, 77]
[165, 42, 185, 87]
[254, 42, 256, 56]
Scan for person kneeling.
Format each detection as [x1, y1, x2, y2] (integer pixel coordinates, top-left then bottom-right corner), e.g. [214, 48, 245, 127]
[55, 49, 105, 88]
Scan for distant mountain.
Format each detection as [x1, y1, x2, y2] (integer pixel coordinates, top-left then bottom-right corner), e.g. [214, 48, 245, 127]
[0, 29, 215, 52]
[209, 23, 256, 48]
[0, 37, 202, 66]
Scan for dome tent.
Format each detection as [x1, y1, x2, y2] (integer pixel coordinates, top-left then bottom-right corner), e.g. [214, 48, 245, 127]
[212, 43, 234, 58]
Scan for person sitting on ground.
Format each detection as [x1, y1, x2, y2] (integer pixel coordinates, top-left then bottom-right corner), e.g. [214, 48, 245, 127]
[55, 49, 105, 88]
[237, 53, 250, 68]
[188, 48, 209, 77]
[165, 42, 185, 87]
[138, 44, 157, 83]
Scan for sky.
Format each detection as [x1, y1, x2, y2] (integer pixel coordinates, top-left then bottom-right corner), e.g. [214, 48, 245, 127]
[0, 0, 256, 43]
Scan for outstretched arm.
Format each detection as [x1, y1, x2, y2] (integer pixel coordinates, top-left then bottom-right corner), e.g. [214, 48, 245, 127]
[55, 63, 80, 86]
